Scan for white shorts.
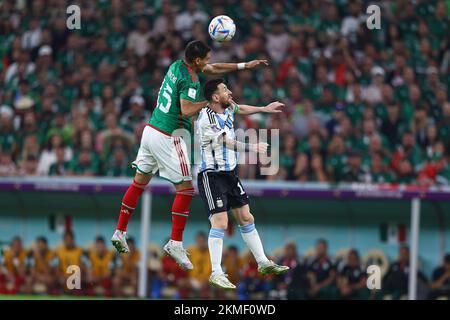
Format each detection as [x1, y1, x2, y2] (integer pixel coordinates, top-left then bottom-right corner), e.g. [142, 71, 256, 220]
[131, 125, 192, 184]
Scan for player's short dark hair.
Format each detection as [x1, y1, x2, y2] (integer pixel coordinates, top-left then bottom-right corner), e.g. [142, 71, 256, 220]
[185, 40, 211, 63]
[316, 238, 328, 247]
[95, 235, 105, 243]
[203, 78, 224, 101]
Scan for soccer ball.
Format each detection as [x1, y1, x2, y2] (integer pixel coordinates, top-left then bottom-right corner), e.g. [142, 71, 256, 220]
[208, 15, 236, 42]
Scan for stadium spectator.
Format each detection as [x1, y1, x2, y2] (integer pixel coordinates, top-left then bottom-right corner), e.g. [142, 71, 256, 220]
[0, 151, 17, 176]
[119, 95, 150, 133]
[37, 134, 72, 176]
[56, 231, 86, 295]
[126, 16, 152, 57]
[266, 19, 291, 64]
[2, 236, 28, 294]
[238, 251, 268, 300]
[271, 242, 309, 300]
[368, 152, 395, 184]
[187, 232, 211, 298]
[306, 239, 337, 299]
[104, 147, 134, 177]
[222, 245, 244, 291]
[28, 236, 57, 295]
[325, 134, 347, 182]
[341, 151, 366, 183]
[0, 104, 17, 156]
[381, 101, 407, 150]
[336, 249, 369, 299]
[382, 246, 429, 299]
[69, 148, 99, 176]
[113, 237, 140, 297]
[21, 18, 42, 52]
[175, 0, 209, 41]
[48, 146, 70, 176]
[17, 154, 39, 176]
[429, 253, 450, 300]
[157, 243, 190, 299]
[279, 133, 298, 180]
[86, 236, 114, 297]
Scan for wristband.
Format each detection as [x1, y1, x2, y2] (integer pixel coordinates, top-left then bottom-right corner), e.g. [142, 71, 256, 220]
[237, 62, 246, 70]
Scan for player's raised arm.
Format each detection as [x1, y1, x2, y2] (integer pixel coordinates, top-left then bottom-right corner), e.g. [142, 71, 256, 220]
[202, 60, 269, 75]
[218, 132, 268, 154]
[234, 101, 284, 115]
[180, 99, 209, 117]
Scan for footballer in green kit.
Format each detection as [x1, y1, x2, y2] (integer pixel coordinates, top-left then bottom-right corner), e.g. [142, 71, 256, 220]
[111, 40, 269, 270]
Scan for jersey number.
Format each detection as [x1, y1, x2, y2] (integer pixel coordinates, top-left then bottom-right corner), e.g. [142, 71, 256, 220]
[156, 82, 173, 113]
[237, 181, 245, 195]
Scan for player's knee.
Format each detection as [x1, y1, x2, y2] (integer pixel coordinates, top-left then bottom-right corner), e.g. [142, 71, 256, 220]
[215, 222, 228, 230]
[215, 219, 228, 230]
[240, 213, 254, 225]
[211, 213, 228, 230]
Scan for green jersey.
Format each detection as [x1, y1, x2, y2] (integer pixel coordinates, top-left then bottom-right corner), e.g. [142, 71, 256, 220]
[149, 60, 203, 134]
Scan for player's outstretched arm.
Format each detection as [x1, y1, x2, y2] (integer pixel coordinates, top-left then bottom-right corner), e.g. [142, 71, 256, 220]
[218, 132, 268, 154]
[202, 60, 269, 75]
[180, 99, 209, 117]
[235, 101, 284, 115]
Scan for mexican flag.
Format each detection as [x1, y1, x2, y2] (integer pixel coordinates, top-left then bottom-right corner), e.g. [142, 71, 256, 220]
[380, 223, 407, 244]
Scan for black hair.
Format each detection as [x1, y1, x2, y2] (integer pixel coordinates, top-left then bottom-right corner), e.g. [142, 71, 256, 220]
[64, 230, 74, 239]
[316, 238, 328, 246]
[203, 78, 224, 101]
[444, 253, 450, 264]
[95, 235, 105, 243]
[196, 231, 207, 239]
[185, 40, 211, 63]
[36, 236, 48, 244]
[348, 248, 359, 258]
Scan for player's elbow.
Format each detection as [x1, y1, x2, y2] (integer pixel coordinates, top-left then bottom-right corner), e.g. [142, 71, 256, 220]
[210, 67, 220, 75]
[181, 108, 195, 117]
[205, 65, 219, 74]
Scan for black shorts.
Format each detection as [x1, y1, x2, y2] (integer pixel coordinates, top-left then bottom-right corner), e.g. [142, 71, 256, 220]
[197, 170, 250, 216]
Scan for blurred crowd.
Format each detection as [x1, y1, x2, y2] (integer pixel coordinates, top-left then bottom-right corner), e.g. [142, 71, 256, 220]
[0, 0, 450, 184]
[1, 232, 449, 300]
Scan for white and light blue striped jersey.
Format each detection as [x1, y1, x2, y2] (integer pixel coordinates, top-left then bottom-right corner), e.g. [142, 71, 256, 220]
[197, 105, 239, 172]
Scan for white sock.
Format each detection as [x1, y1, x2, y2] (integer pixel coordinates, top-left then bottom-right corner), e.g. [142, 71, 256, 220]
[239, 223, 269, 264]
[208, 228, 225, 276]
[169, 239, 183, 247]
